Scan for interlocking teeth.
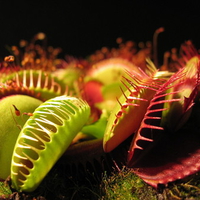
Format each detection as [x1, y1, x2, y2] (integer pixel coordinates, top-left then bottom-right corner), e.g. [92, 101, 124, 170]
[11, 95, 90, 192]
[5, 70, 68, 100]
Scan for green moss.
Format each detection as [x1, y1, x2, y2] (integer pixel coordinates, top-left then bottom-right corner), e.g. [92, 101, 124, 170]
[163, 173, 200, 199]
[100, 167, 157, 200]
[100, 169, 200, 200]
[0, 181, 12, 199]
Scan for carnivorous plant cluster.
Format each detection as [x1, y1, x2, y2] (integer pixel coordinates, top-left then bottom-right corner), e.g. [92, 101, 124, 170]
[1, 31, 200, 194]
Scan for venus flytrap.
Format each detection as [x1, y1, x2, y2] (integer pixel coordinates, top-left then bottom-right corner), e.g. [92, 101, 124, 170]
[11, 95, 90, 192]
[103, 54, 200, 188]
[0, 37, 85, 192]
[1, 70, 68, 101]
[2, 33, 200, 197]
[103, 61, 164, 152]
[0, 65, 71, 183]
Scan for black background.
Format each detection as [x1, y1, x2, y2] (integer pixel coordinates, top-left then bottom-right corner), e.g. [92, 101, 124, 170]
[0, 1, 200, 64]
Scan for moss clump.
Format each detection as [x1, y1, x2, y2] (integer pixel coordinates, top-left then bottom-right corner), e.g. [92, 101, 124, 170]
[0, 181, 12, 199]
[162, 172, 200, 199]
[100, 168, 200, 200]
[100, 167, 157, 200]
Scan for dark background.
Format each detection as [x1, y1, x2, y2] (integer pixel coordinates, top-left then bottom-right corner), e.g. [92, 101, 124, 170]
[0, 1, 200, 64]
